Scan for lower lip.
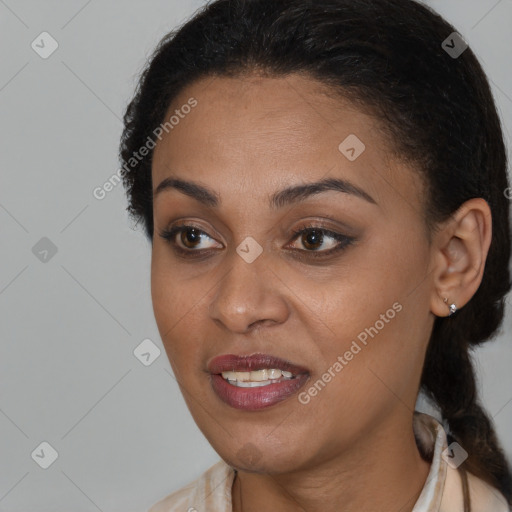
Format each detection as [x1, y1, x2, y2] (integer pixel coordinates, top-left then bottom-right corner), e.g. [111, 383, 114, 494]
[210, 373, 309, 410]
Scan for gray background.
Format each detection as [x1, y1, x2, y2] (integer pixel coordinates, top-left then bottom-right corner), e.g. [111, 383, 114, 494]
[0, 1, 511, 511]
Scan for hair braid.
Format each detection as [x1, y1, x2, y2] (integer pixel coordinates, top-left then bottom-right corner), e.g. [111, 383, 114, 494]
[421, 313, 512, 504]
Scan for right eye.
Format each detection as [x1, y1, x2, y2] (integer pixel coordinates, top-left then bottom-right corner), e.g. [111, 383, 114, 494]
[158, 224, 223, 254]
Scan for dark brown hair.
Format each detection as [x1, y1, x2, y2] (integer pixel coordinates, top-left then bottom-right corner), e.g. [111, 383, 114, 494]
[119, 0, 512, 507]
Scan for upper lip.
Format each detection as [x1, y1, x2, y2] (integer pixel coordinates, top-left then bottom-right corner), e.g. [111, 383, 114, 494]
[208, 353, 310, 375]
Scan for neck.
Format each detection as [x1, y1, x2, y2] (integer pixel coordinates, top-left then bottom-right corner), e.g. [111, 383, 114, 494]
[231, 412, 431, 512]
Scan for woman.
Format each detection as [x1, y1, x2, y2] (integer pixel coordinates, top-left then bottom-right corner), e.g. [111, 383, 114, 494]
[119, 0, 512, 510]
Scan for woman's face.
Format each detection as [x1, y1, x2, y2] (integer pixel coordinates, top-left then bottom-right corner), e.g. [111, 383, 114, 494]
[151, 73, 437, 473]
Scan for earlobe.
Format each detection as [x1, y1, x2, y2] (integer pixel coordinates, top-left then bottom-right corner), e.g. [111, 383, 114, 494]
[430, 198, 492, 318]
[431, 292, 458, 318]
[443, 297, 458, 316]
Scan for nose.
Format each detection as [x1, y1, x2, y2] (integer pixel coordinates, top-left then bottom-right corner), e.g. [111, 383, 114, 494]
[208, 248, 290, 334]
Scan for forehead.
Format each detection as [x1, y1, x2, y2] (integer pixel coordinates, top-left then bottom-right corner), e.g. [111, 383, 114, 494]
[151, 73, 425, 216]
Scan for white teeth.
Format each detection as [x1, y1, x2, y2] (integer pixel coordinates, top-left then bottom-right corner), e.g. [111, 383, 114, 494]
[251, 369, 268, 381]
[235, 371, 250, 382]
[234, 380, 273, 388]
[222, 371, 237, 382]
[221, 368, 295, 387]
[268, 368, 281, 379]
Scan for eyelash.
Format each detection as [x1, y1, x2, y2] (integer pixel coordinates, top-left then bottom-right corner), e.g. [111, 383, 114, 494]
[289, 224, 355, 258]
[158, 222, 355, 260]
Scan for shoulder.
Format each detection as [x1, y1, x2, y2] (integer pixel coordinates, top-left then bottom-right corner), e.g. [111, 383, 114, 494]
[147, 480, 194, 512]
[441, 463, 510, 512]
[412, 411, 510, 512]
[147, 460, 235, 512]
[466, 470, 510, 512]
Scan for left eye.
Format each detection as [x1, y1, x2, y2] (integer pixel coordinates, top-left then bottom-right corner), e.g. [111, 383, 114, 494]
[288, 226, 353, 254]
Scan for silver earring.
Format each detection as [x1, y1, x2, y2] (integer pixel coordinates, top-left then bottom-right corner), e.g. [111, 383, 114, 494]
[443, 297, 457, 316]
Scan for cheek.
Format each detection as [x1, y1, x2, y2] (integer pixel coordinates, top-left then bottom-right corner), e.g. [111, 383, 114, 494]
[151, 242, 207, 322]
[150, 251, 205, 368]
[307, 234, 430, 414]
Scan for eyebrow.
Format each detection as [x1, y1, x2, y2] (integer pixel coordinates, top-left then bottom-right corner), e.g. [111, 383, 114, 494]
[154, 176, 377, 209]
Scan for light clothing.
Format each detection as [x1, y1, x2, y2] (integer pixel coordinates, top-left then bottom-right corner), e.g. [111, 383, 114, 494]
[148, 412, 509, 512]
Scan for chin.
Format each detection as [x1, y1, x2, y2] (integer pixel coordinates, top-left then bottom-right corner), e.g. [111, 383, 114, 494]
[218, 437, 307, 474]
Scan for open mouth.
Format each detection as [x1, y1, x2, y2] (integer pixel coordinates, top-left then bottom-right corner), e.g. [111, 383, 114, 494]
[208, 353, 309, 410]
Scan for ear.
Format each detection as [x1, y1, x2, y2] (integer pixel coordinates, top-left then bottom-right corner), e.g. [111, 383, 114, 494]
[430, 198, 492, 317]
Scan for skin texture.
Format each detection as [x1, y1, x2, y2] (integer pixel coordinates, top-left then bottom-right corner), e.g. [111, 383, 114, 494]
[150, 73, 492, 512]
